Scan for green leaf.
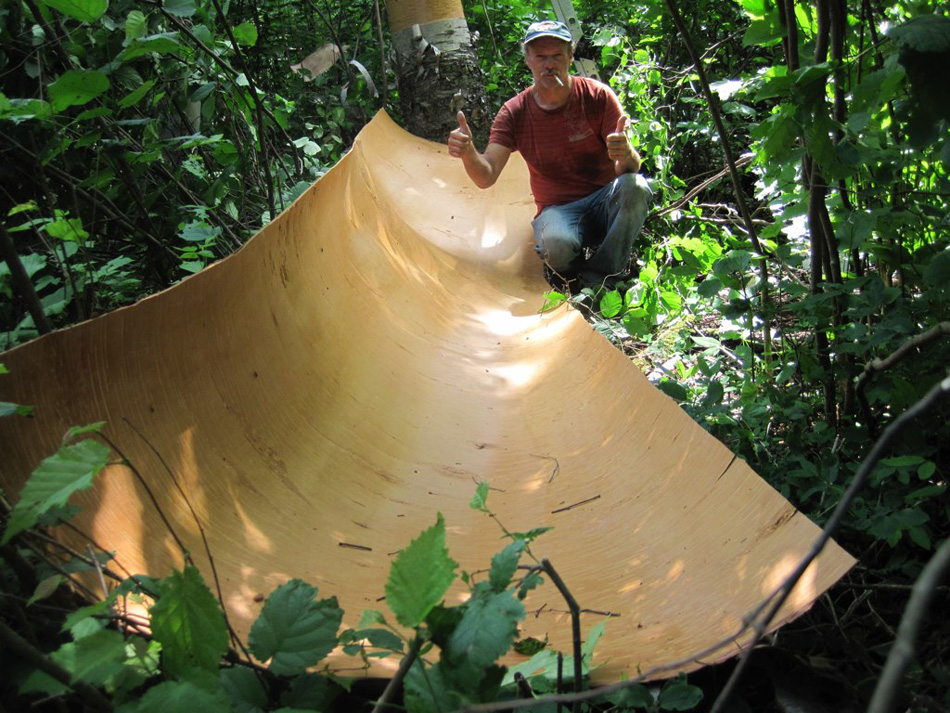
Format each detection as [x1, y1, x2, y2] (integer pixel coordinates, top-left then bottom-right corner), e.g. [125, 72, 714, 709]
[48, 70, 110, 112]
[52, 629, 127, 686]
[163, 0, 195, 17]
[489, 540, 525, 592]
[887, 14, 950, 53]
[28, 575, 64, 605]
[137, 678, 233, 713]
[404, 660, 462, 713]
[63, 422, 106, 444]
[3, 438, 110, 543]
[599, 290, 623, 318]
[712, 249, 753, 276]
[658, 676, 704, 710]
[446, 588, 524, 671]
[220, 666, 267, 713]
[125, 9, 147, 41]
[607, 683, 656, 708]
[149, 566, 229, 679]
[656, 378, 689, 403]
[385, 514, 458, 628]
[42, 0, 109, 23]
[0, 401, 34, 417]
[232, 22, 258, 46]
[281, 673, 342, 711]
[121, 33, 182, 60]
[470, 481, 490, 512]
[118, 79, 156, 108]
[248, 579, 343, 675]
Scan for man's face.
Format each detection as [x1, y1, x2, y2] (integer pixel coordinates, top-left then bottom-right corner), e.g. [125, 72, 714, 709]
[524, 37, 573, 88]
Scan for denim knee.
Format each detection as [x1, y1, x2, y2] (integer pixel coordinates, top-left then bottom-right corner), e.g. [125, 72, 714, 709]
[535, 234, 579, 271]
[613, 173, 653, 207]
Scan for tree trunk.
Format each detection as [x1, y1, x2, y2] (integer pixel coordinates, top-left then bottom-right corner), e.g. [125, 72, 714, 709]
[384, 0, 489, 143]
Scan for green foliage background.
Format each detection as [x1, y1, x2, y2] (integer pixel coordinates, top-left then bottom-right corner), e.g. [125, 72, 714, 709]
[1, 0, 949, 710]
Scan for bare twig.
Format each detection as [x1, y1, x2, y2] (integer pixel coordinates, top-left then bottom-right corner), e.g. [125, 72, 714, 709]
[0, 621, 113, 712]
[120, 419, 250, 658]
[868, 537, 950, 713]
[371, 635, 422, 713]
[855, 322, 950, 437]
[540, 560, 582, 712]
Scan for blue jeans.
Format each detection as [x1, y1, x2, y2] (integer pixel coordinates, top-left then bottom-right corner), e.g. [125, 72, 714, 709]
[531, 173, 653, 288]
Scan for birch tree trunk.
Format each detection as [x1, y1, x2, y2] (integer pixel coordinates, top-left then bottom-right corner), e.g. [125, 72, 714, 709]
[384, 0, 489, 143]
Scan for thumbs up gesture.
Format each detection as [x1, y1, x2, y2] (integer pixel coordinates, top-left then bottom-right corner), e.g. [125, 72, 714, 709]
[606, 114, 640, 174]
[448, 110, 474, 159]
[606, 115, 632, 162]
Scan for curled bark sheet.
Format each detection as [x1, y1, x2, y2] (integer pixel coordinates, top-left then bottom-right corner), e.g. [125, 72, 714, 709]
[0, 111, 854, 681]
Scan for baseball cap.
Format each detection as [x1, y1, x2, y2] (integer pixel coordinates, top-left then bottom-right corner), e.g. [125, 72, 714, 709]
[522, 20, 573, 45]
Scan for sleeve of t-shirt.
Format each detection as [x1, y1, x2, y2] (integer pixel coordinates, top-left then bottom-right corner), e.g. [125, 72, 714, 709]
[489, 103, 517, 151]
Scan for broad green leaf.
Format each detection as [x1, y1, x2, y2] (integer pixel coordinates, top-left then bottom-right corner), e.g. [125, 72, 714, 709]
[48, 70, 109, 112]
[220, 666, 267, 713]
[607, 683, 656, 708]
[658, 677, 704, 710]
[51, 628, 127, 686]
[121, 33, 182, 60]
[149, 566, 229, 679]
[63, 601, 110, 639]
[42, 0, 109, 22]
[599, 290, 623, 318]
[887, 14, 950, 53]
[163, 0, 195, 17]
[446, 588, 524, 670]
[248, 579, 343, 675]
[28, 575, 64, 605]
[45, 216, 88, 243]
[385, 514, 458, 628]
[489, 540, 525, 592]
[232, 21, 258, 46]
[924, 250, 950, 287]
[3, 438, 110, 543]
[125, 9, 147, 41]
[712, 250, 753, 276]
[404, 660, 462, 713]
[118, 79, 156, 108]
[137, 678, 232, 713]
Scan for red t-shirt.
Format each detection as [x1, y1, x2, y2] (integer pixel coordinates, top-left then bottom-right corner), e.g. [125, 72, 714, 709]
[489, 76, 623, 211]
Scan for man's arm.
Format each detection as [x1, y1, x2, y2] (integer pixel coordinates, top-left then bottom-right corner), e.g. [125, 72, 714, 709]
[606, 115, 641, 176]
[447, 111, 512, 189]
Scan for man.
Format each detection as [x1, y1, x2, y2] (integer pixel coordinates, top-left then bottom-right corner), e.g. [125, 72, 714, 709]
[447, 19, 653, 291]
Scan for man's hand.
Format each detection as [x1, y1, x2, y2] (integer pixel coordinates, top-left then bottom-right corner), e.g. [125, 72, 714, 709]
[606, 115, 641, 174]
[448, 111, 475, 159]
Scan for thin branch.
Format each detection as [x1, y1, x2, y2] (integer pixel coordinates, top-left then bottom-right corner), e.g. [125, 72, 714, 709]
[868, 537, 950, 713]
[371, 635, 422, 713]
[540, 560, 582, 712]
[120, 418, 251, 659]
[0, 621, 113, 712]
[662, 0, 765, 256]
[855, 322, 950, 437]
[0, 222, 53, 333]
